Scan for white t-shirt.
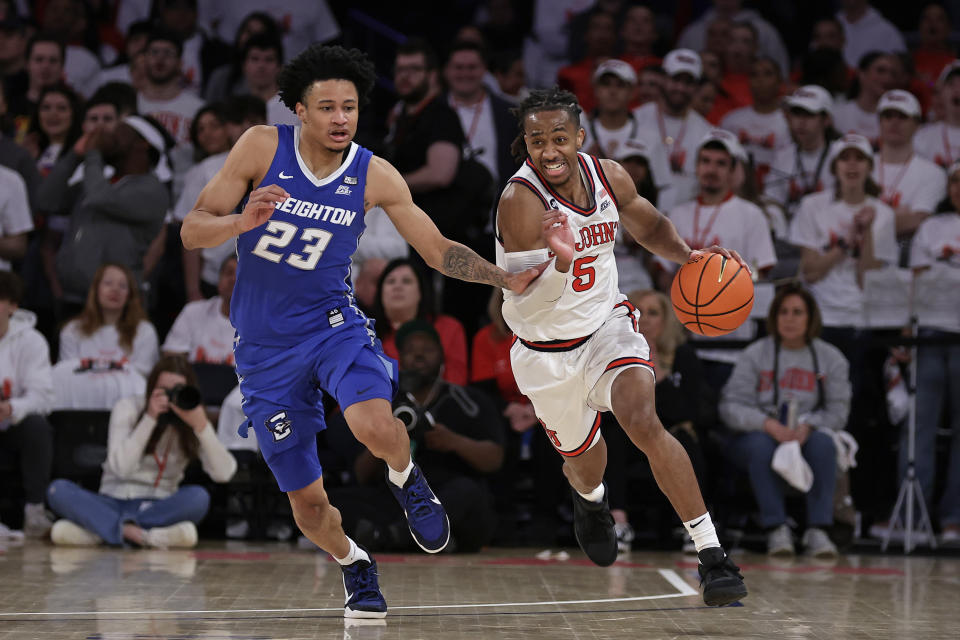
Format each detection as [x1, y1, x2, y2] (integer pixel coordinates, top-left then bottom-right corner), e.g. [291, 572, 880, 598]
[138, 91, 205, 146]
[162, 296, 236, 365]
[720, 107, 791, 182]
[764, 144, 835, 215]
[64, 45, 102, 95]
[833, 101, 880, 146]
[909, 213, 960, 332]
[451, 94, 499, 184]
[871, 154, 946, 214]
[582, 115, 675, 209]
[789, 191, 899, 327]
[913, 122, 960, 169]
[88, 64, 131, 98]
[632, 103, 713, 205]
[837, 7, 907, 68]
[58, 320, 160, 377]
[174, 152, 235, 286]
[0, 165, 34, 271]
[217, 384, 259, 452]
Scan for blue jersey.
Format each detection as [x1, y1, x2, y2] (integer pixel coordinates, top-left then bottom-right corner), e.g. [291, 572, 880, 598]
[232, 124, 373, 346]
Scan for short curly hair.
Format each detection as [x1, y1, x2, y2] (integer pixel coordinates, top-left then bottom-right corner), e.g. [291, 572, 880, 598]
[277, 44, 377, 113]
[510, 86, 582, 161]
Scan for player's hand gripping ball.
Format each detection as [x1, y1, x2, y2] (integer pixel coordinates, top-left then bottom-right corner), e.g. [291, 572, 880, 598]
[670, 253, 754, 336]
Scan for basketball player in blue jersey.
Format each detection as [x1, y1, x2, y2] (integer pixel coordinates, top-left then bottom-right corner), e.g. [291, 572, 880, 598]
[180, 46, 545, 619]
[496, 88, 748, 606]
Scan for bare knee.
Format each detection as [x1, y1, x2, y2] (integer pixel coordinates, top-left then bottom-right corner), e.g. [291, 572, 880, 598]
[348, 412, 404, 456]
[620, 406, 664, 451]
[288, 486, 338, 531]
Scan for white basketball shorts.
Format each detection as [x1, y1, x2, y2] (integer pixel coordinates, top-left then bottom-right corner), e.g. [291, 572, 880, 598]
[509, 296, 655, 457]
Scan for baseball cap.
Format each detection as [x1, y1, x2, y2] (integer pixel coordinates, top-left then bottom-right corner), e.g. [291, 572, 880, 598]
[614, 137, 652, 163]
[395, 319, 442, 352]
[828, 134, 874, 165]
[877, 89, 921, 119]
[593, 59, 637, 85]
[663, 49, 702, 80]
[784, 85, 833, 115]
[698, 129, 748, 163]
[938, 59, 960, 86]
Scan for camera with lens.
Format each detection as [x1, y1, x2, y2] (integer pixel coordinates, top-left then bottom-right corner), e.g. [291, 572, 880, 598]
[165, 384, 202, 410]
[392, 393, 434, 442]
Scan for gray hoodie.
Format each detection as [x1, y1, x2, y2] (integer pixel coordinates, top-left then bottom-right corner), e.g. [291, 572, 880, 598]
[0, 309, 55, 424]
[719, 336, 851, 433]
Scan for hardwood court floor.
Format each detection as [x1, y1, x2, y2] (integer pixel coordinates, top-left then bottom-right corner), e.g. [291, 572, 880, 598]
[0, 540, 957, 639]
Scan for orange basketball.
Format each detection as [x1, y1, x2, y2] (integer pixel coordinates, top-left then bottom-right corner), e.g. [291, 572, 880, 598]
[670, 253, 754, 337]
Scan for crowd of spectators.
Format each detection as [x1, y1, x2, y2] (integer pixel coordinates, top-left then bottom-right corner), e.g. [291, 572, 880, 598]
[1, 0, 959, 556]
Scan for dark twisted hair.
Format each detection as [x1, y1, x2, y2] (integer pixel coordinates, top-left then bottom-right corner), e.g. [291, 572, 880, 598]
[277, 45, 377, 112]
[509, 86, 582, 162]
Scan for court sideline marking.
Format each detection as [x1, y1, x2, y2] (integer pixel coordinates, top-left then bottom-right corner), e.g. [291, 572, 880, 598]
[0, 569, 699, 617]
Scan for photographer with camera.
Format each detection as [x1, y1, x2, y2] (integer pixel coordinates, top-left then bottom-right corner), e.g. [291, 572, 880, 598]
[46, 355, 237, 548]
[328, 320, 505, 552]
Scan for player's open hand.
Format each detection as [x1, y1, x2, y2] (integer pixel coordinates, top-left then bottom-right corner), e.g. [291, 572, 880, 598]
[542, 209, 575, 270]
[238, 184, 289, 232]
[689, 245, 751, 274]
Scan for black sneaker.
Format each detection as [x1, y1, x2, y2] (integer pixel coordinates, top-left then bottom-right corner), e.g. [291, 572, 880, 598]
[570, 483, 617, 567]
[697, 547, 748, 606]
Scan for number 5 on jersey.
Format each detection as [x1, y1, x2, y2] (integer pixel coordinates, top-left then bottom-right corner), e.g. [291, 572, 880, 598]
[571, 256, 597, 292]
[251, 220, 333, 270]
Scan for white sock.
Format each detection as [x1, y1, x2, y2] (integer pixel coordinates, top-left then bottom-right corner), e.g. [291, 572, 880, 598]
[683, 512, 721, 554]
[334, 537, 370, 566]
[388, 459, 414, 488]
[576, 483, 605, 503]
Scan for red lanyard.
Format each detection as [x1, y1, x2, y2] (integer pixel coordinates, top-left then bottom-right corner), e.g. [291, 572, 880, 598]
[692, 193, 732, 249]
[877, 155, 912, 203]
[657, 106, 687, 151]
[451, 96, 484, 146]
[152, 438, 171, 488]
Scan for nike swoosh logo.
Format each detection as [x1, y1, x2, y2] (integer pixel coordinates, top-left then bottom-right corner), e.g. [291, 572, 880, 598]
[690, 517, 706, 528]
[357, 385, 373, 395]
[279, 171, 293, 179]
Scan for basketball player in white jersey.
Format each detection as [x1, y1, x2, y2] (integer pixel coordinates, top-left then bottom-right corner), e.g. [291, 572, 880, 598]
[496, 87, 748, 607]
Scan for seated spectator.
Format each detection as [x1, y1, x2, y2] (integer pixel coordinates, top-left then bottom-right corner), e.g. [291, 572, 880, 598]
[906, 162, 960, 543]
[204, 12, 282, 102]
[54, 263, 159, 409]
[719, 284, 851, 558]
[0, 164, 32, 272]
[837, 1, 907, 69]
[162, 256, 236, 365]
[0, 271, 55, 538]
[89, 20, 152, 95]
[0, 82, 42, 206]
[328, 320, 504, 552]
[5, 32, 65, 143]
[352, 257, 387, 316]
[46, 355, 237, 547]
[606, 289, 707, 553]
[556, 11, 618, 113]
[915, 61, 960, 168]
[833, 52, 896, 145]
[911, 4, 954, 114]
[52, 114, 172, 306]
[372, 258, 468, 386]
[188, 103, 230, 164]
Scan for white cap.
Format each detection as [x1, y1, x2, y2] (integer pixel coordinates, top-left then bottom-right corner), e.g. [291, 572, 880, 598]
[593, 59, 637, 85]
[613, 137, 652, 163]
[938, 59, 960, 86]
[663, 48, 702, 80]
[828, 133, 874, 165]
[877, 89, 921, 119]
[698, 128, 748, 163]
[784, 85, 834, 115]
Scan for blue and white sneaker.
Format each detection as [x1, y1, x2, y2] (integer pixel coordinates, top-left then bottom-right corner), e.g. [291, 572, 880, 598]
[341, 548, 387, 619]
[386, 463, 450, 553]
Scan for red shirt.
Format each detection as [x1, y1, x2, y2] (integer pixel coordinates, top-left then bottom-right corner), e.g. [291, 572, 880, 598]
[382, 314, 468, 385]
[470, 324, 524, 404]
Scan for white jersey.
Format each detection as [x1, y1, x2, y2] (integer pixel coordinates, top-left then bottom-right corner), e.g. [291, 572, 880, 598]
[720, 107, 791, 183]
[871, 154, 946, 214]
[914, 122, 960, 169]
[498, 154, 621, 341]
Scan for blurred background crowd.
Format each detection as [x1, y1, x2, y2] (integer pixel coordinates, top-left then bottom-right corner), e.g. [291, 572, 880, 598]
[0, 0, 958, 559]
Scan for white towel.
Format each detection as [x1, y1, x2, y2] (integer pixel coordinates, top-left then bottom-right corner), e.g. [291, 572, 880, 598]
[771, 441, 814, 492]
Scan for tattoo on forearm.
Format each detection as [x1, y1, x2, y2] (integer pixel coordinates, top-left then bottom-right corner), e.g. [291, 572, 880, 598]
[441, 244, 508, 288]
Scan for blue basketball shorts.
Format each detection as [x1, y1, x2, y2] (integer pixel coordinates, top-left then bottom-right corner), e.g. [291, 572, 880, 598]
[233, 322, 398, 492]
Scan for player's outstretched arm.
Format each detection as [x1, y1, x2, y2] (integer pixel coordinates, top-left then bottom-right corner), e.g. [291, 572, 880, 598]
[181, 126, 287, 250]
[368, 156, 548, 293]
[601, 158, 749, 269]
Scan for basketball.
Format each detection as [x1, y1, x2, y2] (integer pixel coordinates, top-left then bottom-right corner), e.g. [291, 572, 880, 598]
[670, 253, 754, 337]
